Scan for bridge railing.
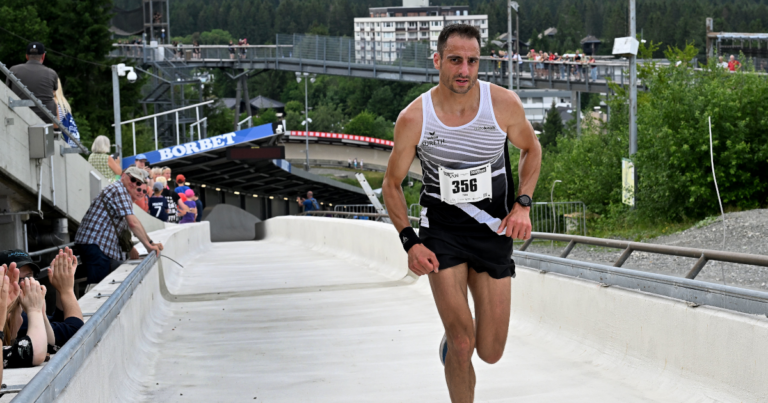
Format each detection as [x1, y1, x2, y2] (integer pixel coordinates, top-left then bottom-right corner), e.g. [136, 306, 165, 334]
[109, 36, 642, 88]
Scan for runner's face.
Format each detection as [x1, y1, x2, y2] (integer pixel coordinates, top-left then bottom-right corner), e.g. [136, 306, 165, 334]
[435, 36, 480, 95]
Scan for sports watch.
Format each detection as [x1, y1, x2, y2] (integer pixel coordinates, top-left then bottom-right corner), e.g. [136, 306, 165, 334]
[515, 195, 532, 207]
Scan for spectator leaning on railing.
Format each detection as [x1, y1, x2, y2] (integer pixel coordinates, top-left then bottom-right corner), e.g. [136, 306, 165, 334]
[0, 248, 84, 354]
[5, 42, 59, 124]
[74, 167, 163, 284]
[88, 135, 122, 183]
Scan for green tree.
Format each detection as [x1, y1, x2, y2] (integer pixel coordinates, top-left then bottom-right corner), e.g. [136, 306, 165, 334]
[309, 103, 345, 133]
[540, 101, 563, 149]
[344, 110, 382, 138]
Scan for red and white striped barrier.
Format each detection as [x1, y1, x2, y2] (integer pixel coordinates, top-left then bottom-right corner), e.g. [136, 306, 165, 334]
[289, 131, 394, 147]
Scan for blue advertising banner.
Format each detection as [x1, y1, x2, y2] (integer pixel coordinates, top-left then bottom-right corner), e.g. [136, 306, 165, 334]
[122, 123, 277, 169]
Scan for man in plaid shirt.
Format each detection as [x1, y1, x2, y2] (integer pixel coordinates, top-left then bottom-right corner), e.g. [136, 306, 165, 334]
[75, 167, 163, 284]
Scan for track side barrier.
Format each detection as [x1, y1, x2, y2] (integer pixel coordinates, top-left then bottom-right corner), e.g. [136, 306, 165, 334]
[11, 217, 768, 402]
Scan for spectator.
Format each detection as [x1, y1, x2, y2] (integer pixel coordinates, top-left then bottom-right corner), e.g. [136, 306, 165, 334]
[148, 182, 169, 222]
[162, 167, 172, 184]
[11, 248, 84, 353]
[4, 277, 48, 368]
[297, 191, 319, 212]
[177, 192, 197, 224]
[489, 49, 498, 76]
[353, 158, 358, 169]
[240, 39, 248, 59]
[134, 182, 150, 213]
[157, 177, 180, 223]
[193, 41, 201, 60]
[191, 189, 204, 222]
[347, 158, 352, 168]
[74, 167, 163, 284]
[6, 42, 59, 124]
[717, 56, 728, 69]
[728, 55, 741, 72]
[0, 263, 12, 383]
[228, 40, 236, 60]
[589, 56, 598, 81]
[499, 50, 508, 78]
[360, 160, 364, 170]
[88, 135, 122, 183]
[134, 154, 149, 170]
[174, 174, 190, 194]
[53, 79, 80, 148]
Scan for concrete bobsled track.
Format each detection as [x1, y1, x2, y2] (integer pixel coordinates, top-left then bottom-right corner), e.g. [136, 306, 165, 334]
[23, 217, 768, 402]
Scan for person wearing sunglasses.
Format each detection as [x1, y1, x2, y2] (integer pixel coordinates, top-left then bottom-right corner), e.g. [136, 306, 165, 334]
[75, 167, 163, 284]
[133, 183, 150, 213]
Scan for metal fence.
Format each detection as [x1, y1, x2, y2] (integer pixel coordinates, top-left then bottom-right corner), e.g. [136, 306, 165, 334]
[531, 202, 587, 236]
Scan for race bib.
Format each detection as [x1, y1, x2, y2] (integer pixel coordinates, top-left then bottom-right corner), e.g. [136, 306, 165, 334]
[439, 163, 493, 205]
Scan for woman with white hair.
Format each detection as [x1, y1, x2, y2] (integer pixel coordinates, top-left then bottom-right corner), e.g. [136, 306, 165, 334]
[54, 79, 80, 148]
[87, 136, 122, 183]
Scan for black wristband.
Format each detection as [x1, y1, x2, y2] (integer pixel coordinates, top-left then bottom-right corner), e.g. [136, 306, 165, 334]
[399, 227, 422, 253]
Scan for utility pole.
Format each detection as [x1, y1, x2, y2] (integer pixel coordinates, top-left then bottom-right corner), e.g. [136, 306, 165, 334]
[629, 0, 637, 157]
[629, 0, 638, 206]
[508, 2, 519, 90]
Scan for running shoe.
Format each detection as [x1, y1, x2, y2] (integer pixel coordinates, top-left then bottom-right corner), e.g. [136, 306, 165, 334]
[439, 333, 448, 366]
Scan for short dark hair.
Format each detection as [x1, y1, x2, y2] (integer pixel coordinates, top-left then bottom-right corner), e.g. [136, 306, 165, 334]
[437, 24, 481, 57]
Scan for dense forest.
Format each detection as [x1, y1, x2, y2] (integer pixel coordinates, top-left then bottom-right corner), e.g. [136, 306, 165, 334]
[154, 0, 768, 57]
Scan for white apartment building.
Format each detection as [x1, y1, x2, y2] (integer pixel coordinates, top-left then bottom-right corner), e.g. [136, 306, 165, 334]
[353, 2, 488, 64]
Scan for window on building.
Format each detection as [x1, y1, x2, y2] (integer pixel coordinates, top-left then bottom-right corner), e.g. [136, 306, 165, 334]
[408, 32, 417, 38]
[376, 22, 380, 27]
[396, 22, 405, 28]
[420, 31, 428, 37]
[483, 20, 487, 25]
[431, 41, 437, 48]
[376, 51, 381, 57]
[420, 21, 429, 28]
[431, 31, 439, 37]
[396, 33, 406, 40]
[431, 21, 442, 27]
[463, 10, 468, 16]
[384, 22, 393, 28]
[408, 21, 417, 28]
[376, 32, 380, 37]
[482, 29, 487, 34]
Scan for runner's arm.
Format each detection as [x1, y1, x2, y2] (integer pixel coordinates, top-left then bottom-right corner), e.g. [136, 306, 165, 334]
[491, 86, 542, 239]
[382, 104, 422, 232]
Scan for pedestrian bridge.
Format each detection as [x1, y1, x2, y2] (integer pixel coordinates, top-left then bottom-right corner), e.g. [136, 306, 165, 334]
[6, 217, 767, 402]
[109, 33, 643, 94]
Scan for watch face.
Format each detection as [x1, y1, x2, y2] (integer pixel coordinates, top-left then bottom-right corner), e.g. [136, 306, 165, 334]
[518, 195, 532, 206]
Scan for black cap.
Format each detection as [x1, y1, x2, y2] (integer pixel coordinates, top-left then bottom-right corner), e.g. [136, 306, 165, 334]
[27, 42, 45, 55]
[0, 249, 41, 277]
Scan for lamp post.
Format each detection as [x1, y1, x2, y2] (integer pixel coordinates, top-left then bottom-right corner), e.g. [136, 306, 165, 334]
[508, 1, 519, 90]
[112, 63, 137, 161]
[296, 72, 316, 171]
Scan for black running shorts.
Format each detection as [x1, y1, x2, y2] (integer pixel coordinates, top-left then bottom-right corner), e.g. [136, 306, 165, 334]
[419, 226, 515, 279]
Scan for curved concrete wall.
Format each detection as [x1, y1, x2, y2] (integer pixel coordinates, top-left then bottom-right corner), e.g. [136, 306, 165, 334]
[283, 142, 422, 177]
[48, 217, 768, 402]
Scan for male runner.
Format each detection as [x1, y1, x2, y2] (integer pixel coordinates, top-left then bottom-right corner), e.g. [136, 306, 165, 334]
[382, 24, 541, 403]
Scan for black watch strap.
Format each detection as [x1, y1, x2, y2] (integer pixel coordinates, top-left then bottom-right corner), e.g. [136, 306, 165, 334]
[515, 194, 532, 207]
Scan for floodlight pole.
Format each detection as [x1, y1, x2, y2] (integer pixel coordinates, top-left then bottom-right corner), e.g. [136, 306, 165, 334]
[629, 0, 637, 206]
[304, 76, 309, 171]
[112, 66, 122, 160]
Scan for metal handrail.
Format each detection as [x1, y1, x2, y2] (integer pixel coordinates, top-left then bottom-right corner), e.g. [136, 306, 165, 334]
[0, 61, 89, 154]
[300, 210, 419, 223]
[13, 252, 158, 402]
[111, 100, 214, 126]
[27, 242, 76, 257]
[518, 232, 768, 280]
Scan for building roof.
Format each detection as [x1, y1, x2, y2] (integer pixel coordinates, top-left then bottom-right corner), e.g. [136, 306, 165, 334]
[221, 96, 285, 112]
[581, 35, 602, 44]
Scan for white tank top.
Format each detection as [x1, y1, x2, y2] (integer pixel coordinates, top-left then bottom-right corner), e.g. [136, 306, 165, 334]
[416, 80, 515, 234]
